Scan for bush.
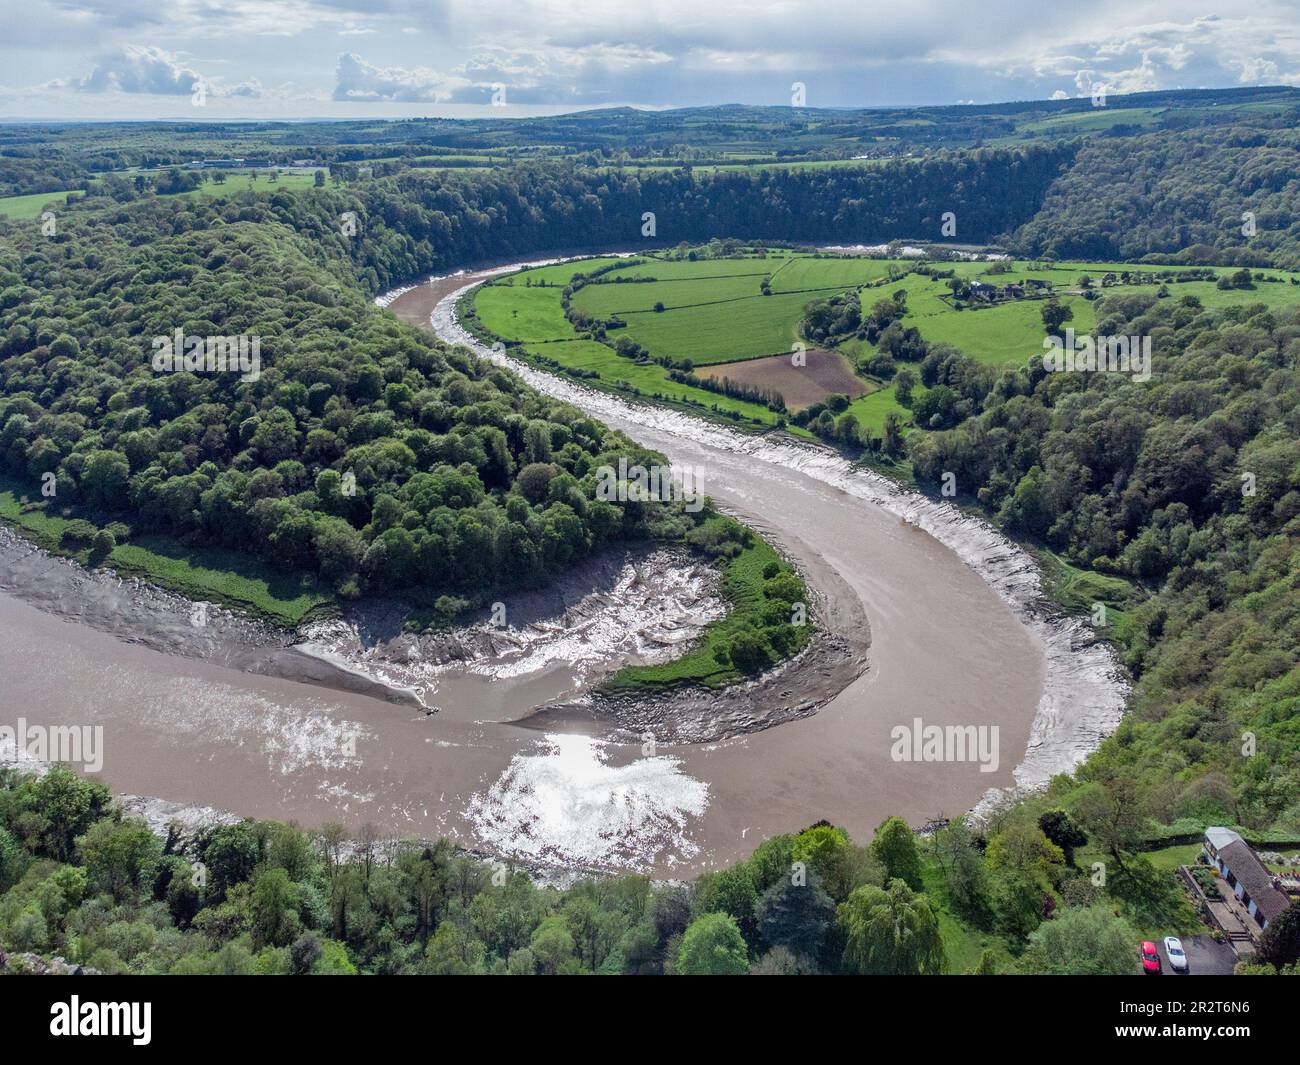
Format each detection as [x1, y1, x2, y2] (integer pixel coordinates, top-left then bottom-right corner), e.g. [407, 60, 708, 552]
[90, 529, 116, 558]
[60, 519, 98, 546]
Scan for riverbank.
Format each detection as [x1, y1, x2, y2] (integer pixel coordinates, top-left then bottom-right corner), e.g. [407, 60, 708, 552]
[394, 257, 1130, 819]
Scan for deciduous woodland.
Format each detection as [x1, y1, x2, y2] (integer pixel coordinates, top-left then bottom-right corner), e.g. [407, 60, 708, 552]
[1, 88, 1298, 975]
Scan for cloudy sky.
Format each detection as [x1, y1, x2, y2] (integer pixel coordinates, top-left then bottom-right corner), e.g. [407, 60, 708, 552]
[2, 1, 1299, 120]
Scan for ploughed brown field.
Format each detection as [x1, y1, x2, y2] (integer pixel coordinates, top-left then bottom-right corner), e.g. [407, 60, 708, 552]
[698, 348, 869, 411]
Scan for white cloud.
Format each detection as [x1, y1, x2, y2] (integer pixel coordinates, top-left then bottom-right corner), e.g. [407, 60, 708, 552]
[11, 1, 1300, 115]
[67, 45, 266, 98]
[73, 44, 201, 95]
[332, 52, 468, 102]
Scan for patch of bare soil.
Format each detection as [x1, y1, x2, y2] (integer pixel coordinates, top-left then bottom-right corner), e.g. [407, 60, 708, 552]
[697, 348, 869, 411]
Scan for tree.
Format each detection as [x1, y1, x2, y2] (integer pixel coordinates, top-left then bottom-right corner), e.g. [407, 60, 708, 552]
[894, 367, 917, 406]
[869, 816, 923, 890]
[700, 864, 758, 927]
[1040, 296, 1074, 336]
[1071, 776, 1145, 870]
[90, 528, 116, 559]
[1258, 905, 1300, 969]
[529, 915, 576, 975]
[881, 412, 904, 456]
[837, 879, 945, 975]
[932, 817, 991, 917]
[677, 912, 749, 975]
[251, 867, 300, 949]
[422, 921, 484, 975]
[992, 873, 1043, 939]
[1022, 905, 1137, 975]
[76, 818, 161, 902]
[1039, 810, 1088, 867]
[727, 629, 772, 673]
[986, 823, 1064, 885]
[756, 871, 835, 959]
[79, 449, 130, 510]
[203, 822, 261, 897]
[32, 767, 111, 862]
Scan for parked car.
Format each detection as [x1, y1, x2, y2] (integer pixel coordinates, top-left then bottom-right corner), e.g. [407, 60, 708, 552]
[1164, 937, 1188, 973]
[1141, 941, 1162, 974]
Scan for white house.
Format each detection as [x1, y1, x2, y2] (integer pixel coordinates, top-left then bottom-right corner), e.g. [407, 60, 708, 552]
[1203, 827, 1291, 931]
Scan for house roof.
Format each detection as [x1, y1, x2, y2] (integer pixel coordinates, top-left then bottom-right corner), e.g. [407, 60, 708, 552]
[1206, 826, 1243, 851]
[1219, 839, 1292, 921]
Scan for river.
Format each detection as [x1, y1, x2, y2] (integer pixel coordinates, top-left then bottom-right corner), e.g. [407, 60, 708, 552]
[0, 255, 1127, 876]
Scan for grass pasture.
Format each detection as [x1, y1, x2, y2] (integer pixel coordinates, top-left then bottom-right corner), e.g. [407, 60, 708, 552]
[472, 247, 1300, 438]
[476, 284, 572, 341]
[573, 275, 766, 316]
[0, 189, 78, 219]
[612, 290, 817, 364]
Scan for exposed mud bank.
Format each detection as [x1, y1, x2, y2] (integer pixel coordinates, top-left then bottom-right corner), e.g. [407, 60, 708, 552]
[0, 521, 728, 716]
[295, 546, 727, 713]
[526, 522, 872, 744]
[525, 630, 865, 744]
[398, 258, 1130, 816]
[0, 525, 424, 708]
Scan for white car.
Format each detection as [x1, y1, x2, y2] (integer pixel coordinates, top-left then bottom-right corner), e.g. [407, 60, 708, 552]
[1164, 937, 1188, 972]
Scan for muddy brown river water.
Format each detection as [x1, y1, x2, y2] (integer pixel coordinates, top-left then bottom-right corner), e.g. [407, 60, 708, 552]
[0, 256, 1127, 876]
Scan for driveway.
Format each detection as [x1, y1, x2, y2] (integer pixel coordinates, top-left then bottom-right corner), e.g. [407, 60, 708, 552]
[1159, 936, 1238, 976]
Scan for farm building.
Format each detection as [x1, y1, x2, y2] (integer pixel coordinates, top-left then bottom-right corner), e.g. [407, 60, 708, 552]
[1203, 828, 1292, 930]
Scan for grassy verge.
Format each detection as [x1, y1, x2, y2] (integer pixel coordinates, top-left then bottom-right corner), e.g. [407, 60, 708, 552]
[0, 475, 332, 626]
[1035, 548, 1143, 642]
[604, 519, 814, 691]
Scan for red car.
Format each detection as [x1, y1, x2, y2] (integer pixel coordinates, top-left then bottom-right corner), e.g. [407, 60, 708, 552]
[1141, 941, 1162, 974]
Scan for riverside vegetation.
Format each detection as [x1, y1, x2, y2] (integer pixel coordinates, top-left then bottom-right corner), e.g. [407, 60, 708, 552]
[5, 767, 1297, 975]
[1, 88, 1299, 974]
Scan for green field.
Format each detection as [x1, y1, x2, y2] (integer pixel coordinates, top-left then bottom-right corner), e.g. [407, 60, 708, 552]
[0, 189, 78, 219]
[473, 247, 1300, 437]
[0, 172, 321, 221]
[573, 275, 766, 316]
[189, 172, 321, 197]
[477, 285, 572, 341]
[602, 291, 816, 364]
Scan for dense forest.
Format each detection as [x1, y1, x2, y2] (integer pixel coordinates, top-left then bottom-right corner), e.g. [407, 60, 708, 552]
[0, 189, 753, 611]
[1008, 126, 1300, 268]
[331, 147, 1077, 289]
[909, 295, 1300, 840]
